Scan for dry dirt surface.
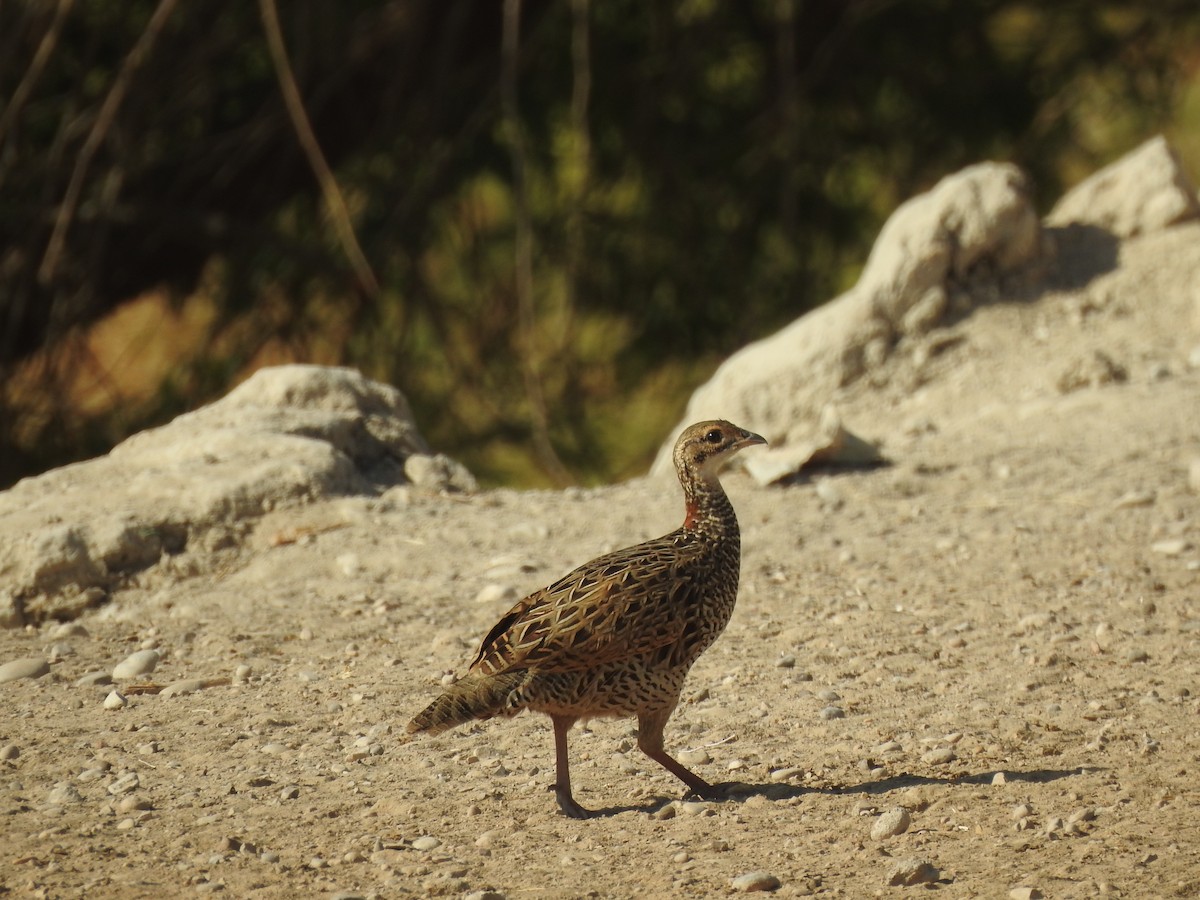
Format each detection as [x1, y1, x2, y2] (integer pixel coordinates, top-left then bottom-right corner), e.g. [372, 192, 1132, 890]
[2, 222, 1200, 899]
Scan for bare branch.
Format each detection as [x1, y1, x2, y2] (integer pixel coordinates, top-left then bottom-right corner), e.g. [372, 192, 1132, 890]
[0, 0, 75, 153]
[38, 0, 178, 284]
[258, 0, 381, 298]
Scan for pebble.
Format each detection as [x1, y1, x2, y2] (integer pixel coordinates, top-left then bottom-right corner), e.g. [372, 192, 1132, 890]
[112, 649, 160, 680]
[818, 706, 845, 720]
[50, 621, 89, 639]
[1, 743, 19, 760]
[411, 835, 441, 851]
[921, 747, 956, 765]
[234, 665, 252, 683]
[279, 785, 300, 801]
[769, 767, 803, 783]
[160, 678, 208, 697]
[107, 772, 140, 795]
[1150, 538, 1190, 556]
[887, 857, 939, 886]
[871, 807, 911, 840]
[464, 892, 507, 900]
[76, 670, 113, 687]
[116, 795, 151, 813]
[47, 782, 84, 805]
[992, 772, 1007, 786]
[475, 583, 518, 606]
[731, 870, 781, 892]
[1113, 489, 1155, 508]
[1009, 888, 1044, 900]
[103, 690, 129, 710]
[677, 748, 711, 766]
[47, 642, 75, 660]
[0, 657, 50, 683]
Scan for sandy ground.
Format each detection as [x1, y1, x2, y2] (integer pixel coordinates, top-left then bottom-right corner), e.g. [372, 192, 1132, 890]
[2, 222, 1199, 899]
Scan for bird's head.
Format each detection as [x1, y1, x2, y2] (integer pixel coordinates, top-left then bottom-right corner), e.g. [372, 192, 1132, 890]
[673, 420, 767, 485]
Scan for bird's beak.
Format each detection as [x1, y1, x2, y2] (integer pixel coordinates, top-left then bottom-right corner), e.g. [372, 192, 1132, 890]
[735, 430, 767, 450]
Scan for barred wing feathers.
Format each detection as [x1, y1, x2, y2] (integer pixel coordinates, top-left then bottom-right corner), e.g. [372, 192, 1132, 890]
[468, 534, 708, 675]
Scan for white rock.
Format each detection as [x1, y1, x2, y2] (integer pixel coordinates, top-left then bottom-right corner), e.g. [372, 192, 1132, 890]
[871, 807, 912, 840]
[112, 649, 160, 680]
[0, 657, 50, 683]
[731, 870, 781, 892]
[107, 771, 140, 795]
[887, 857, 939, 886]
[411, 835, 441, 851]
[103, 690, 129, 710]
[653, 162, 1040, 480]
[1048, 135, 1200, 238]
[160, 678, 208, 697]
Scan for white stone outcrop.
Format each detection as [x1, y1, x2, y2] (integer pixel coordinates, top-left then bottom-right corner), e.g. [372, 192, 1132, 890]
[0, 365, 474, 625]
[653, 162, 1041, 479]
[1048, 135, 1200, 238]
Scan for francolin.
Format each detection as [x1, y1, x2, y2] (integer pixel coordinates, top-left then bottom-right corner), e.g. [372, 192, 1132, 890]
[407, 420, 765, 817]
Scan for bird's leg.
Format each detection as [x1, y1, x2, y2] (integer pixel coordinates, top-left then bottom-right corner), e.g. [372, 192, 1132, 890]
[549, 714, 593, 819]
[637, 710, 721, 800]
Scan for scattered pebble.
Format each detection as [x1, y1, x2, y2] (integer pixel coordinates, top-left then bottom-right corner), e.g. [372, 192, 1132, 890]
[47, 782, 84, 805]
[103, 690, 129, 710]
[677, 748, 711, 766]
[112, 649, 160, 680]
[1, 744, 19, 760]
[50, 621, 89, 639]
[107, 771, 140, 795]
[819, 706, 845, 720]
[991, 772, 1007, 786]
[887, 857, 938, 886]
[76, 670, 113, 687]
[160, 678, 209, 697]
[1113, 489, 1155, 509]
[411, 835, 441, 851]
[921, 747, 956, 765]
[871, 807, 911, 840]
[731, 870, 781, 892]
[0, 657, 50, 683]
[1009, 888, 1043, 900]
[464, 891, 507, 900]
[769, 767, 803, 783]
[1150, 539, 1190, 557]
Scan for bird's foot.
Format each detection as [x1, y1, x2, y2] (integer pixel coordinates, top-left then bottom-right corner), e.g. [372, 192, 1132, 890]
[549, 784, 595, 819]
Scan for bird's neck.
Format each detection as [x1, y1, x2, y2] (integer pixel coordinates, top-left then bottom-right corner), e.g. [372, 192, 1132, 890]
[681, 477, 738, 538]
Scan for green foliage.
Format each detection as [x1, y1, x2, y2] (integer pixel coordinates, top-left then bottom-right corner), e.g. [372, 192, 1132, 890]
[1, 0, 1197, 487]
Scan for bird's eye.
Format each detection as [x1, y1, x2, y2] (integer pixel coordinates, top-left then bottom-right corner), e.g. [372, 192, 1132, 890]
[705, 429, 723, 444]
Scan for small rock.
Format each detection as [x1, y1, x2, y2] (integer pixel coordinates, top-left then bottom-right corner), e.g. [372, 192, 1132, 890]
[0, 657, 50, 683]
[112, 649, 160, 680]
[47, 782, 84, 805]
[887, 857, 938, 886]
[991, 772, 1007, 786]
[116, 795, 151, 813]
[921, 747, 956, 765]
[279, 785, 300, 801]
[107, 771, 140, 795]
[475, 584, 518, 606]
[1113, 489, 1155, 509]
[677, 748, 711, 766]
[160, 678, 208, 697]
[464, 892, 507, 900]
[1188, 458, 1200, 494]
[1150, 539, 1190, 557]
[76, 670, 113, 687]
[818, 706, 845, 720]
[0, 743, 19, 760]
[769, 767, 803, 783]
[51, 621, 89, 639]
[411, 835, 441, 851]
[1009, 888, 1044, 900]
[234, 664, 252, 682]
[103, 690, 129, 710]
[871, 807, 912, 840]
[731, 870, 781, 892]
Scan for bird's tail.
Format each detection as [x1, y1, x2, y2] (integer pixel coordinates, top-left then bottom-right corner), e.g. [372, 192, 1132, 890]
[406, 671, 528, 736]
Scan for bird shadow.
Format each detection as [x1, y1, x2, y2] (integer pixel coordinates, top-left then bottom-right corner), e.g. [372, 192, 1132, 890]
[613, 766, 1090, 818]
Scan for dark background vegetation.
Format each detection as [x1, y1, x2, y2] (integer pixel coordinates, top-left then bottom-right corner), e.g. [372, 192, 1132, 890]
[2, 0, 1197, 488]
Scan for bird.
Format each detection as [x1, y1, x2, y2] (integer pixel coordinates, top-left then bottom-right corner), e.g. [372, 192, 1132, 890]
[406, 420, 766, 818]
